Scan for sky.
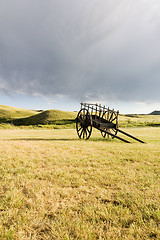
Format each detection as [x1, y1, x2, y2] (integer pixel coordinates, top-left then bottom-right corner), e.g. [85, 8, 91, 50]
[0, 0, 160, 113]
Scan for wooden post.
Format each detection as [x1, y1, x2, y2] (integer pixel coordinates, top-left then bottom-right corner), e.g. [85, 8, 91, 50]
[103, 105, 105, 115]
[99, 104, 101, 117]
[91, 106, 93, 116]
[117, 110, 119, 128]
[107, 107, 109, 120]
[96, 104, 98, 115]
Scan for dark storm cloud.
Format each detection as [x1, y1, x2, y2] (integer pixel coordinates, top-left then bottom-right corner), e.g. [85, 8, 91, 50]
[0, 0, 160, 102]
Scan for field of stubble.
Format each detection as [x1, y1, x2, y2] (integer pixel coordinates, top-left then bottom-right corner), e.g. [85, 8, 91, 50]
[0, 128, 160, 239]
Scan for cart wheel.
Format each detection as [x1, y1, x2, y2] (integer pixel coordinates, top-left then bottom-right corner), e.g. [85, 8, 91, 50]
[76, 108, 92, 140]
[101, 111, 118, 139]
[101, 128, 118, 139]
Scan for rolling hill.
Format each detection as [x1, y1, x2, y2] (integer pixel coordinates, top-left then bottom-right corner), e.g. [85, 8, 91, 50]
[149, 110, 160, 115]
[0, 105, 38, 123]
[13, 109, 76, 126]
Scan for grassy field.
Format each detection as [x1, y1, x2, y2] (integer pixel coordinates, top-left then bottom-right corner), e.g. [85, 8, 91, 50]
[0, 127, 160, 239]
[119, 114, 160, 127]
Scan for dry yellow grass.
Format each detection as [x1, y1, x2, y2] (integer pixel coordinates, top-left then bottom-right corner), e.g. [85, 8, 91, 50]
[0, 128, 159, 239]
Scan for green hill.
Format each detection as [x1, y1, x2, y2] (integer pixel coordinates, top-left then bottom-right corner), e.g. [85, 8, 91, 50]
[13, 109, 76, 126]
[149, 110, 160, 115]
[0, 105, 38, 123]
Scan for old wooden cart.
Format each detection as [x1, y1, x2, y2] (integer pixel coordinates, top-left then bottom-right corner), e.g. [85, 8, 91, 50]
[76, 103, 145, 143]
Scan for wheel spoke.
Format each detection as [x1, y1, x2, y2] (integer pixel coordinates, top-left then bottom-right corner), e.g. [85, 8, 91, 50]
[83, 129, 86, 139]
[101, 131, 106, 138]
[79, 129, 83, 138]
[78, 115, 83, 124]
[86, 127, 90, 135]
[78, 127, 83, 132]
[86, 130, 89, 138]
[85, 128, 88, 138]
[111, 128, 117, 139]
[107, 129, 111, 138]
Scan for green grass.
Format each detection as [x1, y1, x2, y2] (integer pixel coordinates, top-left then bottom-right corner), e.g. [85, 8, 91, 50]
[0, 105, 38, 123]
[0, 105, 77, 128]
[119, 114, 160, 128]
[0, 127, 159, 239]
[13, 109, 77, 126]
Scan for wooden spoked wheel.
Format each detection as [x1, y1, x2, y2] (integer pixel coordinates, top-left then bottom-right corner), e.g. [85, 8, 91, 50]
[76, 108, 92, 140]
[101, 111, 118, 139]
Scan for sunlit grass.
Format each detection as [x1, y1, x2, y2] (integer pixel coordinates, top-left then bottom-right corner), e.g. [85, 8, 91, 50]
[0, 105, 37, 123]
[0, 128, 159, 239]
[13, 110, 76, 126]
[119, 114, 160, 127]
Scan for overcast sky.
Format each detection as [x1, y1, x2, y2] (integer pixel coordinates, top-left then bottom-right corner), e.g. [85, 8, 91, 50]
[0, 0, 160, 113]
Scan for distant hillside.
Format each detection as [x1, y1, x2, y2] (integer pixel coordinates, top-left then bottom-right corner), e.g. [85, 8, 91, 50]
[0, 105, 38, 123]
[149, 110, 160, 115]
[13, 109, 76, 126]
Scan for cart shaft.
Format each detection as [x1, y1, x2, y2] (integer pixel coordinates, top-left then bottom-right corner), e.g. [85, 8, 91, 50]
[99, 128, 131, 143]
[116, 128, 146, 143]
